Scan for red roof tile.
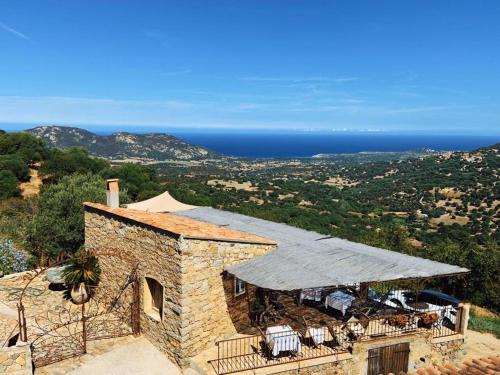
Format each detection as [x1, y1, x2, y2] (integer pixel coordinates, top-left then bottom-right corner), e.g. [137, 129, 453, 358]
[84, 202, 276, 245]
[404, 355, 500, 375]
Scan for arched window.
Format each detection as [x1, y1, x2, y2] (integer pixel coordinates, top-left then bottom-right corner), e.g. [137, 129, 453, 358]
[144, 277, 163, 321]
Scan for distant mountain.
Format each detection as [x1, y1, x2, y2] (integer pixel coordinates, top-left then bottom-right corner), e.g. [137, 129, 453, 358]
[26, 126, 220, 161]
[477, 143, 500, 151]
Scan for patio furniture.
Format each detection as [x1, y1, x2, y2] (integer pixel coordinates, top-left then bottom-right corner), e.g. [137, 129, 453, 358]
[427, 313, 444, 334]
[301, 317, 328, 347]
[249, 299, 265, 325]
[406, 314, 419, 332]
[346, 316, 366, 340]
[387, 314, 410, 328]
[265, 324, 302, 357]
[257, 293, 283, 325]
[325, 290, 355, 316]
[420, 312, 439, 328]
[299, 288, 323, 304]
[307, 327, 326, 347]
[326, 322, 351, 351]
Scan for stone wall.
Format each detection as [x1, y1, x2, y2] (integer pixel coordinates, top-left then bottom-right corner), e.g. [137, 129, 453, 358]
[263, 333, 464, 375]
[223, 275, 259, 331]
[0, 343, 32, 374]
[270, 359, 350, 375]
[85, 209, 184, 365]
[85, 208, 275, 367]
[430, 338, 465, 366]
[179, 238, 274, 363]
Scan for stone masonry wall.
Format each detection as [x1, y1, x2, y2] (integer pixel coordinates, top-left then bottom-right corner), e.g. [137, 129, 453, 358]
[85, 210, 183, 365]
[179, 238, 274, 363]
[222, 275, 259, 331]
[430, 338, 465, 367]
[270, 359, 350, 375]
[0, 343, 32, 374]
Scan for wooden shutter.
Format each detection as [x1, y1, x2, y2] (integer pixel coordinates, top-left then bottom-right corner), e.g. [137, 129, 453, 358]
[368, 343, 409, 375]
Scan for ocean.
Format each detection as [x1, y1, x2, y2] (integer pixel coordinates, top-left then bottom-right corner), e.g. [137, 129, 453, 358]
[170, 132, 499, 158]
[1, 123, 498, 158]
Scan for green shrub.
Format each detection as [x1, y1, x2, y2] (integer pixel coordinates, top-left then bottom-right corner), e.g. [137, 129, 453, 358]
[0, 170, 19, 199]
[0, 154, 30, 181]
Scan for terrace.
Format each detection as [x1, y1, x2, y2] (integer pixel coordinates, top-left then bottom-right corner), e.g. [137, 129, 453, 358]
[203, 281, 468, 375]
[172, 207, 470, 374]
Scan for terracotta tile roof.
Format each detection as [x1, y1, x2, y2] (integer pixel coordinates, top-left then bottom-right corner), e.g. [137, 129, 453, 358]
[403, 355, 500, 375]
[84, 202, 276, 245]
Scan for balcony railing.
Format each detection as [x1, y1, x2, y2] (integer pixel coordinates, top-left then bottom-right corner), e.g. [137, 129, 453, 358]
[210, 307, 463, 375]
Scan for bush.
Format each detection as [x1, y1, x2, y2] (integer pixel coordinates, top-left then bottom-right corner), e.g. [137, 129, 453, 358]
[40, 147, 109, 182]
[0, 170, 19, 199]
[0, 238, 27, 275]
[0, 154, 30, 181]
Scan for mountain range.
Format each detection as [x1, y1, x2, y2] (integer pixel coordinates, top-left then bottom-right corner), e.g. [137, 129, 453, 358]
[26, 126, 219, 161]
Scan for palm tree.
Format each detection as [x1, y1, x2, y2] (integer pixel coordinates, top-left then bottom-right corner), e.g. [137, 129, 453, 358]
[62, 248, 100, 304]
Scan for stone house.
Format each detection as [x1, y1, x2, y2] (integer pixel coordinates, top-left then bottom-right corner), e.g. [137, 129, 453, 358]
[83, 181, 471, 375]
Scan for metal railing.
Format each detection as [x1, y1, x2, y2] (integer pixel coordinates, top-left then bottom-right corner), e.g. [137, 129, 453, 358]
[213, 326, 348, 375]
[211, 307, 463, 375]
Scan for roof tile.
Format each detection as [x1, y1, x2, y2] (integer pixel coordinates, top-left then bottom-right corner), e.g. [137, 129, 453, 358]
[405, 355, 499, 375]
[84, 202, 276, 245]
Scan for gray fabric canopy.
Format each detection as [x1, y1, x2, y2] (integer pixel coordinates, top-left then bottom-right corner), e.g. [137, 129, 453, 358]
[174, 207, 469, 290]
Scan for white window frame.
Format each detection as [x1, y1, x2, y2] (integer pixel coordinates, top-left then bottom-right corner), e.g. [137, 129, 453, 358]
[234, 277, 246, 297]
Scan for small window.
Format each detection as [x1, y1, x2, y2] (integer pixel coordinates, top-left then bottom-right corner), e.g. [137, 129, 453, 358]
[144, 277, 163, 321]
[234, 277, 246, 297]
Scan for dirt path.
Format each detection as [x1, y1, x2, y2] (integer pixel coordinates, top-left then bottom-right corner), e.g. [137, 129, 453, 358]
[20, 167, 42, 198]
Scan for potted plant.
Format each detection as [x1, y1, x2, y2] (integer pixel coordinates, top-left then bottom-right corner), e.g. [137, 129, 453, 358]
[62, 249, 100, 304]
[420, 312, 439, 328]
[387, 314, 409, 328]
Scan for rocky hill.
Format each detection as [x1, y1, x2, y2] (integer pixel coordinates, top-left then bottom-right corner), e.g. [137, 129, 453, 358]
[26, 126, 219, 161]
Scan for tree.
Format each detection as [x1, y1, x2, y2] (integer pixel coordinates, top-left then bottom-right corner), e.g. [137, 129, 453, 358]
[101, 163, 162, 200]
[40, 147, 109, 182]
[0, 155, 30, 181]
[0, 170, 19, 199]
[26, 173, 107, 262]
[0, 132, 46, 162]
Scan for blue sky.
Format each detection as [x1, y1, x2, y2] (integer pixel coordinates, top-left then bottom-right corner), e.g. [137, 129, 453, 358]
[0, 1, 499, 134]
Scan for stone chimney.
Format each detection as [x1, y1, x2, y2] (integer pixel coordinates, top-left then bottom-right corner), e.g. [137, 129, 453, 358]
[106, 179, 120, 208]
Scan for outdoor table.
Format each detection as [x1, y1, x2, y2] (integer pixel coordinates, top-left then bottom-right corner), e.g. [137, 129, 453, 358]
[299, 288, 323, 303]
[324, 290, 355, 316]
[266, 324, 302, 356]
[306, 327, 326, 346]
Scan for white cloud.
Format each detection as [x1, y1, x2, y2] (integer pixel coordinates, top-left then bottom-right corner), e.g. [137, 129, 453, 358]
[0, 22, 30, 40]
[240, 76, 359, 83]
[0, 96, 195, 126]
[0, 95, 494, 134]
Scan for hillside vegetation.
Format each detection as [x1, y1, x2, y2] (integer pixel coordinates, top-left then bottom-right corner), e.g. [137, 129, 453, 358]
[27, 125, 219, 161]
[0, 129, 498, 313]
[165, 144, 500, 311]
[0, 130, 166, 268]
